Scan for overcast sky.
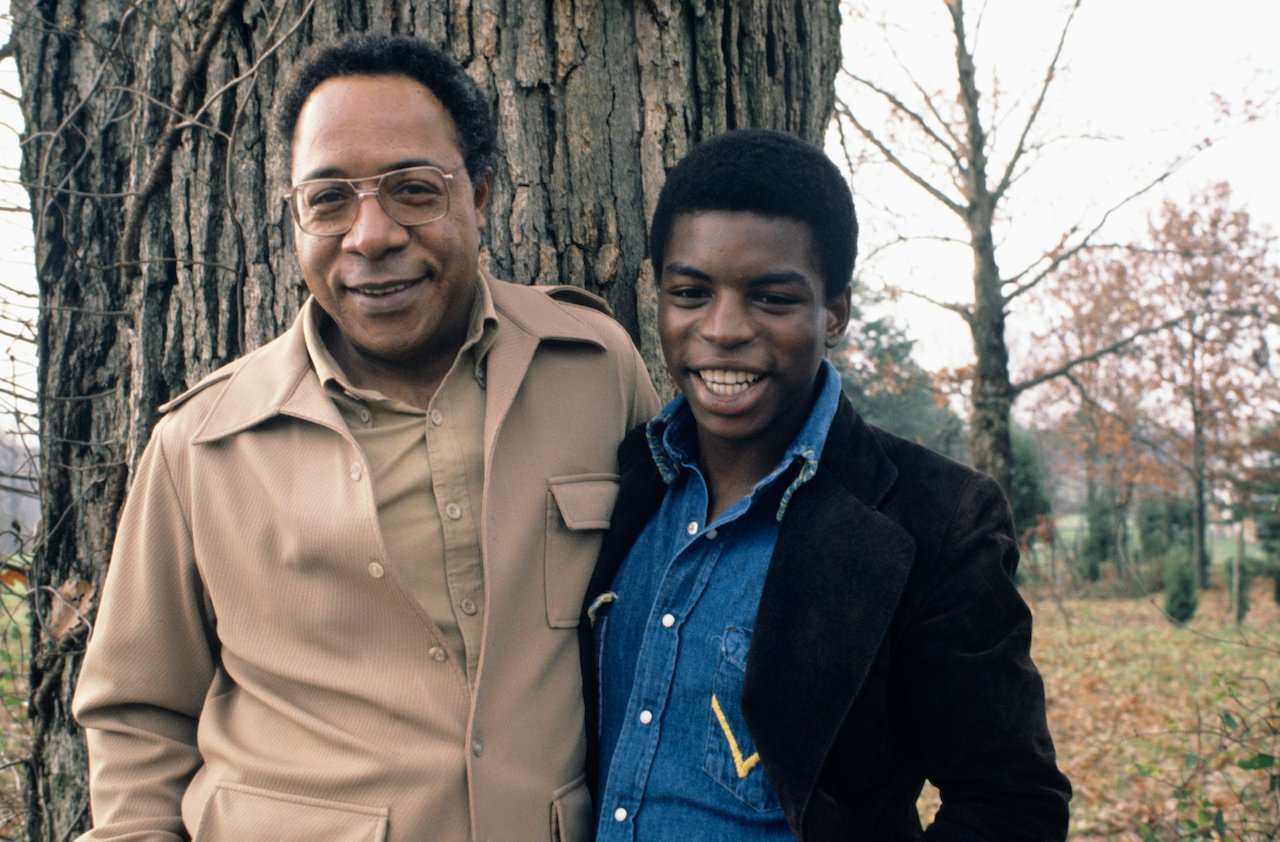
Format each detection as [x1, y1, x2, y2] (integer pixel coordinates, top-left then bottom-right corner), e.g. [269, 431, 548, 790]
[833, 0, 1279, 372]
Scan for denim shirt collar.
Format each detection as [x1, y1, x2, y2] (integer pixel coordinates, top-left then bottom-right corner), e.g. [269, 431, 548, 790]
[644, 358, 842, 521]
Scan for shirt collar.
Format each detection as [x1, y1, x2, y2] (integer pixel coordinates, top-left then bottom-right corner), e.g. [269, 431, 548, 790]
[302, 277, 499, 398]
[645, 358, 843, 520]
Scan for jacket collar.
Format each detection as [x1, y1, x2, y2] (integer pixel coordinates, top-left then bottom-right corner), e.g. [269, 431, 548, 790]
[185, 271, 606, 445]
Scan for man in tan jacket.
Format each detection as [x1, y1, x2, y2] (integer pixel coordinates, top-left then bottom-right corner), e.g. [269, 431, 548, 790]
[72, 33, 658, 842]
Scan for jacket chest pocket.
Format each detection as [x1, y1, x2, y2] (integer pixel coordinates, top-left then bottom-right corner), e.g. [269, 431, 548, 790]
[544, 474, 619, 627]
[702, 626, 784, 814]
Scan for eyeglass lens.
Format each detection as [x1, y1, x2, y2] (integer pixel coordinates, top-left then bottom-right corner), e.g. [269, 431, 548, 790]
[293, 166, 450, 235]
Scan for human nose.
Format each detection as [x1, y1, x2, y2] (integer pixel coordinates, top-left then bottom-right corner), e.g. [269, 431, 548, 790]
[697, 293, 753, 348]
[342, 189, 410, 257]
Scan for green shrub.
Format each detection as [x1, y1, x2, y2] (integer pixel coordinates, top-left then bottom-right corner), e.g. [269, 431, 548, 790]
[1164, 552, 1198, 625]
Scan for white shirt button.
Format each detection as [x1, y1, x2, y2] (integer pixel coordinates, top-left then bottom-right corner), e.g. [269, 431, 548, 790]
[368, 562, 385, 579]
[445, 502, 463, 520]
[428, 646, 447, 662]
[350, 463, 362, 481]
[705, 528, 718, 540]
[459, 598, 478, 616]
[613, 807, 628, 822]
[471, 738, 484, 757]
[430, 409, 445, 426]
[686, 521, 698, 535]
[661, 613, 675, 628]
[639, 709, 653, 725]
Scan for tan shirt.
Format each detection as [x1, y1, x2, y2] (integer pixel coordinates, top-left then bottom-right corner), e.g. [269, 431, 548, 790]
[303, 283, 496, 681]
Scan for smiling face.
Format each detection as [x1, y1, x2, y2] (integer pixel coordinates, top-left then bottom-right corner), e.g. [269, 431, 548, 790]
[291, 74, 490, 383]
[658, 211, 851, 472]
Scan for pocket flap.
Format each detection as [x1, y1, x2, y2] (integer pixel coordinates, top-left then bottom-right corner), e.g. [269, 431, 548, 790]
[548, 476, 619, 530]
[195, 782, 388, 841]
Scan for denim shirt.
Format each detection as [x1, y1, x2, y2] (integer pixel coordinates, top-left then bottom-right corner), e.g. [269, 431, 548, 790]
[594, 360, 842, 841]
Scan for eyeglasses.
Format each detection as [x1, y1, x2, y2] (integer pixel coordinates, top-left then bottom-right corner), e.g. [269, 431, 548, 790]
[287, 164, 461, 236]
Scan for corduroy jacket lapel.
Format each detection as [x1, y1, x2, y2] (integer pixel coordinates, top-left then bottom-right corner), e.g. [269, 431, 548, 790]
[742, 400, 916, 829]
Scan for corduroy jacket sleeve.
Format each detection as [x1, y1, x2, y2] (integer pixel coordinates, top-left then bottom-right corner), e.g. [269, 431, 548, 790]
[903, 471, 1069, 841]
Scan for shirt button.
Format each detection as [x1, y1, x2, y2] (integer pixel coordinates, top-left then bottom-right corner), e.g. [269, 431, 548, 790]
[661, 613, 675, 628]
[613, 807, 628, 822]
[706, 528, 718, 540]
[686, 521, 698, 535]
[445, 502, 463, 520]
[428, 646, 447, 662]
[639, 709, 653, 725]
[471, 738, 484, 757]
[368, 562, 385, 579]
[430, 409, 445, 426]
[350, 462, 362, 481]
[459, 598, 478, 616]
[358, 408, 371, 424]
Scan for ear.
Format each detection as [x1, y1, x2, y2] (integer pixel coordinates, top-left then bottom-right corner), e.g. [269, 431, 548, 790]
[824, 286, 852, 349]
[471, 172, 493, 229]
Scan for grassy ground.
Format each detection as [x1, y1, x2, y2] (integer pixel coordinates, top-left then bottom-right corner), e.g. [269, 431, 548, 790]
[0, 585, 27, 837]
[916, 579, 1280, 839]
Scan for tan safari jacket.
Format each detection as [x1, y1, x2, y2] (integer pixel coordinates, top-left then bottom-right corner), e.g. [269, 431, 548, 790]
[73, 272, 660, 842]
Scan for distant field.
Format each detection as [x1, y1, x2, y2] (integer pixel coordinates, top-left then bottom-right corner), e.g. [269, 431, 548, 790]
[918, 581, 1280, 839]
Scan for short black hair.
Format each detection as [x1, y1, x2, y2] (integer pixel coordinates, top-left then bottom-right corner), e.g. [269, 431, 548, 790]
[277, 34, 496, 181]
[649, 128, 857, 299]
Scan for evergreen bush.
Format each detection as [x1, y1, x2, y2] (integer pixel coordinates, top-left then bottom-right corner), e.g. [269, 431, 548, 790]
[1163, 551, 1198, 625]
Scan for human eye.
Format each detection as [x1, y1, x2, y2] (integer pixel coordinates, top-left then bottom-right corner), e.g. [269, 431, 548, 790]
[386, 170, 447, 205]
[301, 182, 353, 212]
[754, 291, 801, 307]
[662, 284, 710, 306]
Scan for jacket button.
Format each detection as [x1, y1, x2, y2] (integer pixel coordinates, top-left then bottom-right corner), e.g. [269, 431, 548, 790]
[368, 562, 385, 579]
[471, 738, 484, 757]
[661, 613, 675, 628]
[429, 646, 447, 662]
[430, 409, 444, 426]
[460, 598, 478, 616]
[445, 502, 463, 520]
[350, 462, 363, 481]
[613, 807, 627, 822]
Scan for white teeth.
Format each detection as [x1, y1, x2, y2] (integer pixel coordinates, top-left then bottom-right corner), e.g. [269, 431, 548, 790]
[697, 369, 761, 397]
[355, 281, 414, 297]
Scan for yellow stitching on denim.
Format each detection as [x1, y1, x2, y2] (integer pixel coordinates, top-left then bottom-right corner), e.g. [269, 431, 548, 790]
[710, 694, 760, 779]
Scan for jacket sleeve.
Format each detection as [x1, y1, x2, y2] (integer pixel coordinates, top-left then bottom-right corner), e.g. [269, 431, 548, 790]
[72, 420, 216, 840]
[906, 472, 1071, 841]
[623, 341, 661, 429]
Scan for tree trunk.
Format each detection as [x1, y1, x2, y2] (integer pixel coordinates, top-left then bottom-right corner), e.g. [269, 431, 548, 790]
[12, 2, 842, 838]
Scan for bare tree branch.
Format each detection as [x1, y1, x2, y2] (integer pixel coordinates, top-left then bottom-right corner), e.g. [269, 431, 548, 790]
[833, 97, 965, 217]
[1015, 313, 1191, 395]
[897, 286, 973, 324]
[119, 0, 244, 269]
[991, 0, 1081, 204]
[1001, 144, 1206, 304]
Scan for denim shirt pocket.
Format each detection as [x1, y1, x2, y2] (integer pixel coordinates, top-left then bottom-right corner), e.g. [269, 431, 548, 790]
[702, 625, 783, 813]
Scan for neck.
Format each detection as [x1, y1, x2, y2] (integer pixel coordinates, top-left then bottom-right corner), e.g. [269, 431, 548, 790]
[328, 329, 464, 411]
[697, 436, 789, 522]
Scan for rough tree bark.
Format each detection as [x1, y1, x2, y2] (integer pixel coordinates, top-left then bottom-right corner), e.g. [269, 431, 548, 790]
[12, 1, 841, 838]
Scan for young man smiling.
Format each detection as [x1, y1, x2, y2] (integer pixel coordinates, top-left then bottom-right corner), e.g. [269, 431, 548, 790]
[582, 129, 1071, 841]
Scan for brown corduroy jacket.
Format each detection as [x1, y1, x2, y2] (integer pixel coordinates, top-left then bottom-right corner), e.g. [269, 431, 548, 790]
[73, 273, 659, 842]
